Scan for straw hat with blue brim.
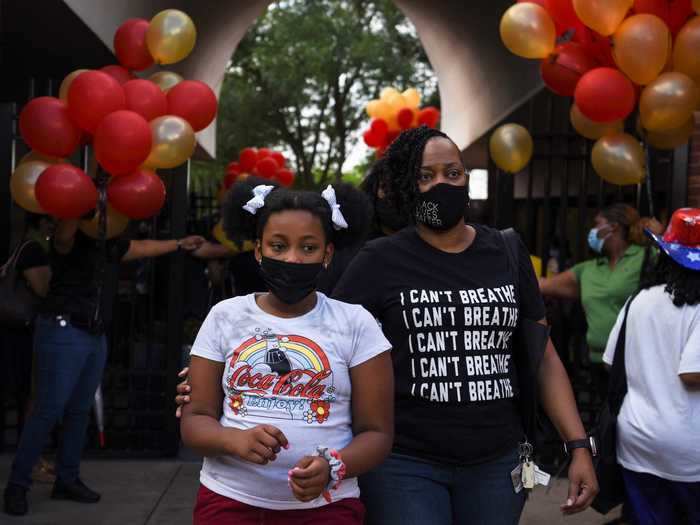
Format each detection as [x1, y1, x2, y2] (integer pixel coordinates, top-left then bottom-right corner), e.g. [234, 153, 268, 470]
[645, 208, 700, 271]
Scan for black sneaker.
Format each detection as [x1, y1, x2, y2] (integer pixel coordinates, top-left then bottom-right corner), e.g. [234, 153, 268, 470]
[4, 483, 28, 516]
[51, 478, 100, 504]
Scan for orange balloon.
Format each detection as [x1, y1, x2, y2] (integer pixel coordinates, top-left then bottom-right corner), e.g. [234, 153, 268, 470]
[500, 3, 556, 59]
[673, 16, 700, 86]
[694, 0, 700, 14]
[640, 72, 699, 131]
[591, 132, 645, 185]
[613, 14, 670, 85]
[574, 0, 633, 36]
[570, 104, 624, 139]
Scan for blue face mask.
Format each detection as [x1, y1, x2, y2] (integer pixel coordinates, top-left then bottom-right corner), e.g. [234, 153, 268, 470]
[587, 227, 610, 254]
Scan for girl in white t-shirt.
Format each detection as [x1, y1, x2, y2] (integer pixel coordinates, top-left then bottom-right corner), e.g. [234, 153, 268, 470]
[181, 180, 393, 524]
[603, 208, 700, 525]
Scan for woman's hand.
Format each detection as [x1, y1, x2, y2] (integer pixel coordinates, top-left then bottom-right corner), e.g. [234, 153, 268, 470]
[561, 450, 599, 515]
[174, 367, 191, 418]
[228, 425, 289, 465]
[288, 456, 330, 503]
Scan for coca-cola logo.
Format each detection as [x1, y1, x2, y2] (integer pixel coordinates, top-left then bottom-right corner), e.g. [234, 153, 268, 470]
[229, 365, 331, 398]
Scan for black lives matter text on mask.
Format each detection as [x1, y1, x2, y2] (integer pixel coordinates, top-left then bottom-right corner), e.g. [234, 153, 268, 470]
[399, 287, 518, 404]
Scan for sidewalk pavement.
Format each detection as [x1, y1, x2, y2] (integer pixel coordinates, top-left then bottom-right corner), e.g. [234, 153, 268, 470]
[0, 454, 621, 524]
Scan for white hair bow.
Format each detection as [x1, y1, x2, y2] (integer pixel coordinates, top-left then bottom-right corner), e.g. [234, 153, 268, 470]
[243, 185, 275, 215]
[322, 185, 349, 230]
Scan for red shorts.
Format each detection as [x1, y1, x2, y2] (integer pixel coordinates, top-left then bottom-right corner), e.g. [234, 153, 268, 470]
[193, 484, 365, 525]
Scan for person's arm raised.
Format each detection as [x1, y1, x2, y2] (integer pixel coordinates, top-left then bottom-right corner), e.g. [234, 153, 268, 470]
[121, 235, 205, 262]
[538, 270, 580, 300]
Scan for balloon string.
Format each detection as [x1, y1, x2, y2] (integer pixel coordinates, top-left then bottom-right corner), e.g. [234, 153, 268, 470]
[644, 144, 655, 218]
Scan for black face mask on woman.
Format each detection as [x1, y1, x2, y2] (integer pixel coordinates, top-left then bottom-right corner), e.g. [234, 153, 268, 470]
[260, 256, 324, 305]
[414, 183, 469, 231]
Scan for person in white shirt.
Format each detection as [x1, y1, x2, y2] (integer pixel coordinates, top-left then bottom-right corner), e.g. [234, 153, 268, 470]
[180, 180, 393, 525]
[603, 207, 700, 525]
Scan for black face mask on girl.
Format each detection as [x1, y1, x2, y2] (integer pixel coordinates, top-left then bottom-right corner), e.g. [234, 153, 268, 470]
[414, 183, 469, 231]
[259, 256, 324, 305]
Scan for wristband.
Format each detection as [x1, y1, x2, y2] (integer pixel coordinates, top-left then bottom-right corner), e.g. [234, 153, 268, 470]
[176, 239, 182, 251]
[313, 446, 346, 503]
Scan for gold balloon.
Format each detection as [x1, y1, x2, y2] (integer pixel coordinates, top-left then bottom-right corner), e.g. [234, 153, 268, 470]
[19, 150, 64, 165]
[10, 160, 49, 213]
[402, 88, 421, 108]
[59, 69, 88, 101]
[146, 9, 197, 65]
[79, 206, 129, 240]
[380, 87, 400, 101]
[144, 116, 196, 169]
[642, 117, 695, 150]
[385, 92, 406, 111]
[148, 71, 184, 92]
[212, 221, 255, 254]
[613, 15, 670, 85]
[573, 0, 633, 36]
[366, 99, 393, 122]
[673, 17, 700, 86]
[500, 3, 556, 59]
[695, 0, 700, 14]
[640, 72, 699, 131]
[489, 123, 534, 173]
[570, 105, 624, 140]
[592, 132, 645, 185]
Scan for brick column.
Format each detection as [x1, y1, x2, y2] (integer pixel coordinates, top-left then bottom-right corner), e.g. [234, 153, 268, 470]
[689, 112, 700, 207]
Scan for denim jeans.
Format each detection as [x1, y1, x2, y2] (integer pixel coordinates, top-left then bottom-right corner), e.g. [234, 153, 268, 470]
[360, 449, 526, 525]
[9, 315, 107, 488]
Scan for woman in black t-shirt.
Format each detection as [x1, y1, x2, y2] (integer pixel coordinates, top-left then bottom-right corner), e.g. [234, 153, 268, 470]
[331, 127, 598, 524]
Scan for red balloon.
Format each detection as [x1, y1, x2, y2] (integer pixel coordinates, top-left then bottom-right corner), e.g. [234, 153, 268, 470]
[257, 148, 273, 161]
[166, 80, 218, 132]
[634, 0, 693, 34]
[100, 65, 134, 85]
[123, 79, 167, 122]
[256, 157, 278, 179]
[418, 107, 441, 128]
[363, 129, 382, 148]
[270, 152, 286, 169]
[227, 161, 241, 174]
[541, 43, 598, 96]
[239, 148, 258, 172]
[370, 118, 389, 140]
[224, 171, 240, 189]
[397, 108, 415, 129]
[19, 97, 81, 157]
[107, 168, 166, 219]
[548, 0, 582, 30]
[67, 71, 125, 134]
[94, 110, 152, 176]
[575, 67, 636, 122]
[35, 164, 97, 219]
[114, 19, 153, 71]
[274, 169, 295, 187]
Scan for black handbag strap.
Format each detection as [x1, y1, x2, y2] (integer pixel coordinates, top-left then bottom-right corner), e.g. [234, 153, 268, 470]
[0, 240, 33, 277]
[608, 293, 638, 416]
[500, 228, 521, 304]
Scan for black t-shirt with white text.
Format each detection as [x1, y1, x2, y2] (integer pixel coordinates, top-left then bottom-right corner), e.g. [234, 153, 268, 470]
[333, 225, 545, 465]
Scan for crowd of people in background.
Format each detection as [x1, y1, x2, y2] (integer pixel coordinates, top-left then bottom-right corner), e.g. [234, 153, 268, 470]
[1, 126, 698, 524]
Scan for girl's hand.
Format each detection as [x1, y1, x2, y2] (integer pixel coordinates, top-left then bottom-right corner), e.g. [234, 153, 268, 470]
[174, 367, 190, 418]
[288, 456, 330, 502]
[228, 425, 289, 465]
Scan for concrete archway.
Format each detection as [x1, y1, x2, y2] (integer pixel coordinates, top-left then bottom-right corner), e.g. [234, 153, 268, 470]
[64, 0, 542, 157]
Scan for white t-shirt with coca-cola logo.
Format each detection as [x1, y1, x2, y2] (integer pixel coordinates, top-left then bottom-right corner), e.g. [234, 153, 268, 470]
[190, 292, 391, 510]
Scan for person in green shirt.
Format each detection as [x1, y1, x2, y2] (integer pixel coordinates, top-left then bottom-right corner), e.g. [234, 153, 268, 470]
[539, 204, 661, 364]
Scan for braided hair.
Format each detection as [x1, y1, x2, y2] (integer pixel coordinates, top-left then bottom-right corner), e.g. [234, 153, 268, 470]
[372, 125, 454, 223]
[640, 251, 700, 307]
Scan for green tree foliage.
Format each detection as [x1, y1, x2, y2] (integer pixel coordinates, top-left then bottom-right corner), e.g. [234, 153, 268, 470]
[216, 0, 437, 188]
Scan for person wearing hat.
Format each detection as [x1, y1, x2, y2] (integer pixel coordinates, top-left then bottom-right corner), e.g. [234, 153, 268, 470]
[603, 208, 700, 525]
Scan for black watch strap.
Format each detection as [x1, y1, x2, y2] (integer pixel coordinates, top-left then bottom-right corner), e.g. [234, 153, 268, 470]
[563, 437, 598, 457]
